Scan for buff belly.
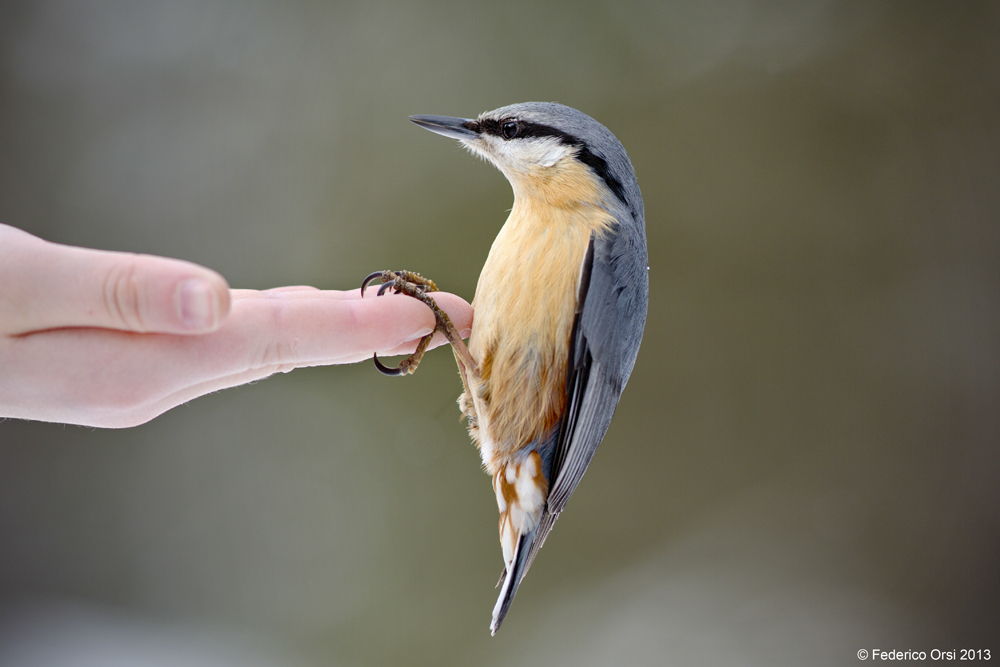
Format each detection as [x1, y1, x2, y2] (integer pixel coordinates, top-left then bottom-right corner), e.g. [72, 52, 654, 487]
[460, 193, 614, 561]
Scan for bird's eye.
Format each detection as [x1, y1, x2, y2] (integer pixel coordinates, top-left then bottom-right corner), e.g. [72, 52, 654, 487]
[500, 120, 519, 140]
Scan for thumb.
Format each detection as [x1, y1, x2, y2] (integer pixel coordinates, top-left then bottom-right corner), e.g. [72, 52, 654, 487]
[1, 225, 231, 335]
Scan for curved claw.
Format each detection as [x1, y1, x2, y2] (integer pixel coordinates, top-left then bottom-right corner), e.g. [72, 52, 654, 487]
[372, 353, 404, 376]
[377, 281, 397, 297]
[361, 271, 384, 298]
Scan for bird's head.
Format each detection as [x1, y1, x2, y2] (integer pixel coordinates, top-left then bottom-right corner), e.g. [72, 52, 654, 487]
[410, 102, 636, 210]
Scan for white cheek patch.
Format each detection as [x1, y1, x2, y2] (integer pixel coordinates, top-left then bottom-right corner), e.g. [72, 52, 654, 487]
[459, 138, 494, 165]
[499, 136, 572, 168]
[463, 136, 574, 172]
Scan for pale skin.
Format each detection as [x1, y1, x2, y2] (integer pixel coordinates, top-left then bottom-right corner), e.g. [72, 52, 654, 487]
[0, 223, 473, 428]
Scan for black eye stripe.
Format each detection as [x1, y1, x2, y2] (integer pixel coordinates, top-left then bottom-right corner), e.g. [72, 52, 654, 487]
[473, 119, 578, 145]
[514, 123, 578, 144]
[468, 118, 627, 205]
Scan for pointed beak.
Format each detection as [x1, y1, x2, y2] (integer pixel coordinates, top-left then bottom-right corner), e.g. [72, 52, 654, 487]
[409, 115, 478, 141]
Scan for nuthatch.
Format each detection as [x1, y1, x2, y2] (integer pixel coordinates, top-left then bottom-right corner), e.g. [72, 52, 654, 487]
[362, 102, 647, 634]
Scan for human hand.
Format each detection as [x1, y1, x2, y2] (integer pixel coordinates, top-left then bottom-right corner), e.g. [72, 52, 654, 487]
[0, 224, 473, 428]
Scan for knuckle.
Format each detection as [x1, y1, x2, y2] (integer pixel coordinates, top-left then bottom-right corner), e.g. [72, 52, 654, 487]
[254, 340, 294, 370]
[102, 259, 146, 331]
[249, 300, 299, 371]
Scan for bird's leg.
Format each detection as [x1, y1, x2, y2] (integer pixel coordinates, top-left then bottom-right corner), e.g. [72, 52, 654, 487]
[453, 349, 480, 431]
[361, 270, 480, 385]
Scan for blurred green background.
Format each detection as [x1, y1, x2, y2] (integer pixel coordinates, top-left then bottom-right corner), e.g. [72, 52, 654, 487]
[1, 1, 998, 665]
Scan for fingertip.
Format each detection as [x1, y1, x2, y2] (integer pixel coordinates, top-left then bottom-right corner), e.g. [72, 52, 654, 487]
[427, 292, 474, 333]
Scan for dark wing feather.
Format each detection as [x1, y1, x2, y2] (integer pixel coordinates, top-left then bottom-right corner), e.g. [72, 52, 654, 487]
[490, 224, 648, 632]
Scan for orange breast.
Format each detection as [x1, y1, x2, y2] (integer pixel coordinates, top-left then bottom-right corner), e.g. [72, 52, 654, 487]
[468, 187, 614, 474]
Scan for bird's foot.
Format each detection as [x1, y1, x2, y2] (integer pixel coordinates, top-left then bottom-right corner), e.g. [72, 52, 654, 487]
[361, 269, 475, 378]
[361, 269, 439, 298]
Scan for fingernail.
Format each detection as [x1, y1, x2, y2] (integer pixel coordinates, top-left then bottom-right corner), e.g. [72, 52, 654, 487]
[459, 328, 472, 338]
[178, 279, 217, 330]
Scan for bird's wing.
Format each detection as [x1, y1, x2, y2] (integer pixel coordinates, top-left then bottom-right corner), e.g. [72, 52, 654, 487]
[490, 226, 648, 632]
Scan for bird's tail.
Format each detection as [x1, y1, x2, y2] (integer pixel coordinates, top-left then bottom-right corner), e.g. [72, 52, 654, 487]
[489, 511, 559, 635]
[490, 530, 532, 635]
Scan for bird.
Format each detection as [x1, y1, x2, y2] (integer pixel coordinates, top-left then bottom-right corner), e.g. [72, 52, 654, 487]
[362, 102, 648, 634]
